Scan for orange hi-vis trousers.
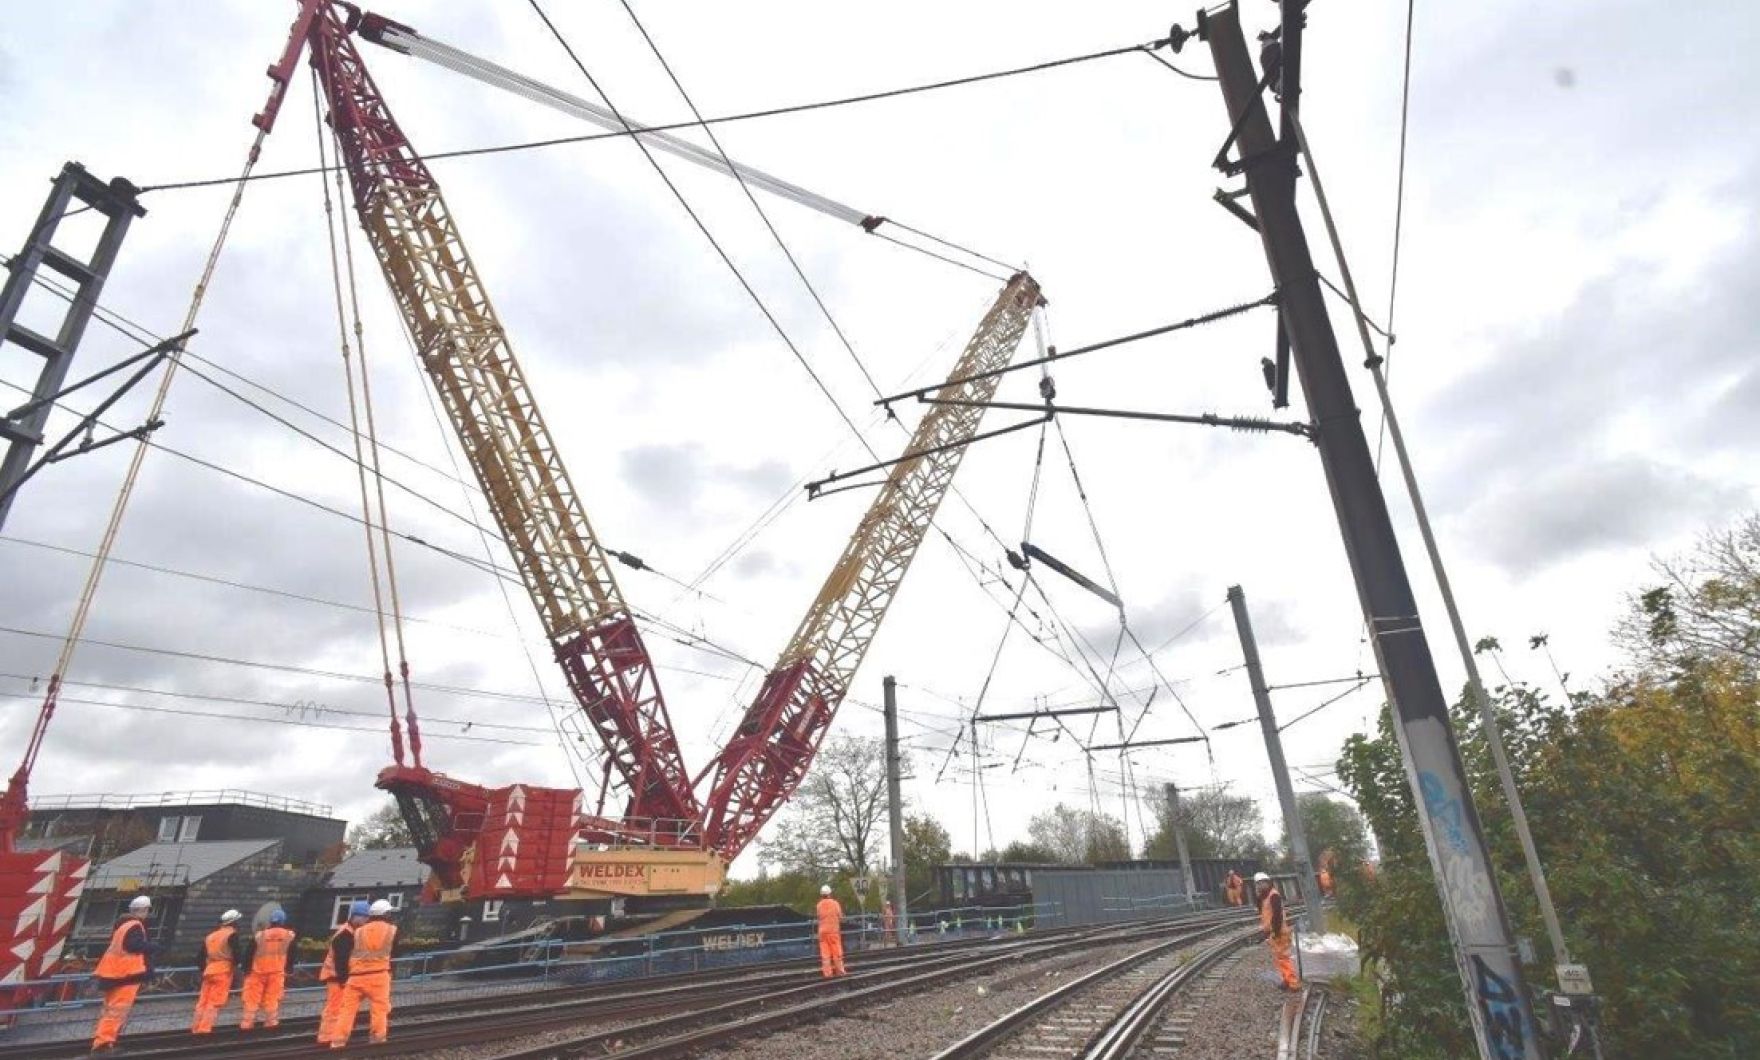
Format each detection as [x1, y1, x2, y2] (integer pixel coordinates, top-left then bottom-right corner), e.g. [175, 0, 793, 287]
[328, 972, 391, 1048]
[240, 970, 287, 1029]
[317, 982, 347, 1043]
[191, 971, 232, 1033]
[91, 983, 140, 1049]
[818, 931, 846, 978]
[1267, 930, 1300, 989]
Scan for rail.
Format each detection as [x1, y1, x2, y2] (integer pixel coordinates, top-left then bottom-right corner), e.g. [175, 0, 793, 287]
[28, 790, 333, 816]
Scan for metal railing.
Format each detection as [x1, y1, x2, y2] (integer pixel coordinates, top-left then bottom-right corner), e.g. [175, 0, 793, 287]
[29, 790, 333, 816]
[3, 900, 1058, 1025]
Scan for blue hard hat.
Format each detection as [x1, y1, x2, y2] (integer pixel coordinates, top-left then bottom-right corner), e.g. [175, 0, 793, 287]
[349, 900, 371, 918]
[269, 909, 287, 925]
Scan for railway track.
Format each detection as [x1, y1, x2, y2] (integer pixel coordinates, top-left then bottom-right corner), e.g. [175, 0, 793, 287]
[6, 908, 1254, 1060]
[0, 921, 1089, 1060]
[929, 923, 1260, 1059]
[479, 910, 1259, 1060]
[1277, 984, 1326, 1060]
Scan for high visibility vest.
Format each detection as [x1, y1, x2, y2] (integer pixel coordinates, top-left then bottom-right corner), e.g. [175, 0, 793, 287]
[1258, 885, 1287, 937]
[204, 925, 238, 973]
[815, 897, 842, 935]
[320, 923, 354, 983]
[251, 925, 295, 974]
[350, 920, 396, 976]
[94, 919, 147, 981]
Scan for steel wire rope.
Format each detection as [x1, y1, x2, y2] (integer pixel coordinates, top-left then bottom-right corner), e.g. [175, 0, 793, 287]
[387, 291, 591, 790]
[615, 0, 1026, 616]
[0, 689, 540, 747]
[1376, 0, 1418, 473]
[23, 120, 275, 766]
[533, 0, 1093, 747]
[0, 671, 554, 735]
[525, 0, 879, 460]
[321, 98, 426, 766]
[594, 5, 1035, 652]
[313, 78, 410, 765]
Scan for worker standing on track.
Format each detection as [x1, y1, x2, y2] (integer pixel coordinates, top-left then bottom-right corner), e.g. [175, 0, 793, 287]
[328, 898, 398, 1049]
[90, 894, 157, 1052]
[881, 898, 896, 945]
[1254, 872, 1301, 992]
[815, 884, 847, 978]
[1223, 869, 1244, 907]
[317, 901, 369, 1046]
[240, 909, 296, 1030]
[191, 909, 245, 1034]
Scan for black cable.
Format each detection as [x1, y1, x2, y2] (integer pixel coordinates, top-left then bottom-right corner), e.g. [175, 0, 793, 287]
[526, 0, 879, 462]
[0, 671, 554, 735]
[138, 38, 1168, 196]
[613, 0, 883, 398]
[1142, 49, 1219, 82]
[0, 689, 541, 747]
[1376, 0, 1417, 470]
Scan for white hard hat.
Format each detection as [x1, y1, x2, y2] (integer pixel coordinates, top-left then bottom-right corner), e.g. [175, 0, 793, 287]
[368, 899, 394, 916]
[820, 884, 832, 896]
[1253, 872, 1271, 883]
[220, 909, 241, 924]
[128, 896, 152, 913]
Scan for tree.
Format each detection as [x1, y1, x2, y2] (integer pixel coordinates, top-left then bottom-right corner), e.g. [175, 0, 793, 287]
[997, 840, 1058, 863]
[758, 735, 898, 878]
[1286, 793, 1369, 872]
[1617, 513, 1760, 676]
[1142, 785, 1271, 862]
[902, 812, 951, 903]
[1339, 667, 1760, 1058]
[348, 801, 413, 850]
[1026, 804, 1129, 864]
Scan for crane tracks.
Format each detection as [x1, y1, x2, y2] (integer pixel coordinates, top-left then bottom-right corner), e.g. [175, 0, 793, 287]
[931, 924, 1259, 1060]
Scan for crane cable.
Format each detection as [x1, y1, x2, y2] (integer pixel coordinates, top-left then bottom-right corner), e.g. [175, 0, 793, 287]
[26, 124, 270, 768]
[323, 86, 426, 769]
[312, 76, 410, 769]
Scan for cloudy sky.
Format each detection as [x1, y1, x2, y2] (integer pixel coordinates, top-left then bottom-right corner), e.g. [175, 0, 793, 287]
[2, 0, 1754, 872]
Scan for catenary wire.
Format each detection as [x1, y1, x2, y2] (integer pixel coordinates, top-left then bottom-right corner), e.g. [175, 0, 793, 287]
[1376, 0, 1417, 471]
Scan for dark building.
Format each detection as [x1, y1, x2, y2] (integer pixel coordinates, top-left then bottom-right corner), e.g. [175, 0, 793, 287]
[67, 838, 323, 961]
[25, 790, 346, 867]
[296, 847, 448, 941]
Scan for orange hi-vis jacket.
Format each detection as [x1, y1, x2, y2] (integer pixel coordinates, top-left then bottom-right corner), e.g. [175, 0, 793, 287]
[95, 919, 148, 985]
[320, 923, 354, 983]
[350, 920, 397, 975]
[251, 926, 295, 974]
[815, 897, 843, 936]
[203, 925, 239, 974]
[1258, 883, 1289, 938]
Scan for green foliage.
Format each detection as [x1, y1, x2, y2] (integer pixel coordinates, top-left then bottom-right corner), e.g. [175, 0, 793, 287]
[347, 801, 413, 851]
[721, 869, 825, 913]
[902, 812, 952, 904]
[1339, 667, 1760, 1058]
[1287, 792, 1369, 871]
[997, 840, 1059, 863]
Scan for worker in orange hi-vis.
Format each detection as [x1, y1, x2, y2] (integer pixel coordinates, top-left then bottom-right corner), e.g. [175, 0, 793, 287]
[815, 884, 847, 977]
[1254, 873, 1301, 992]
[90, 895, 157, 1052]
[317, 901, 369, 1045]
[1317, 865, 1335, 898]
[191, 909, 246, 1034]
[328, 899, 399, 1049]
[240, 909, 296, 1030]
[881, 898, 897, 945]
[1223, 869, 1244, 907]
